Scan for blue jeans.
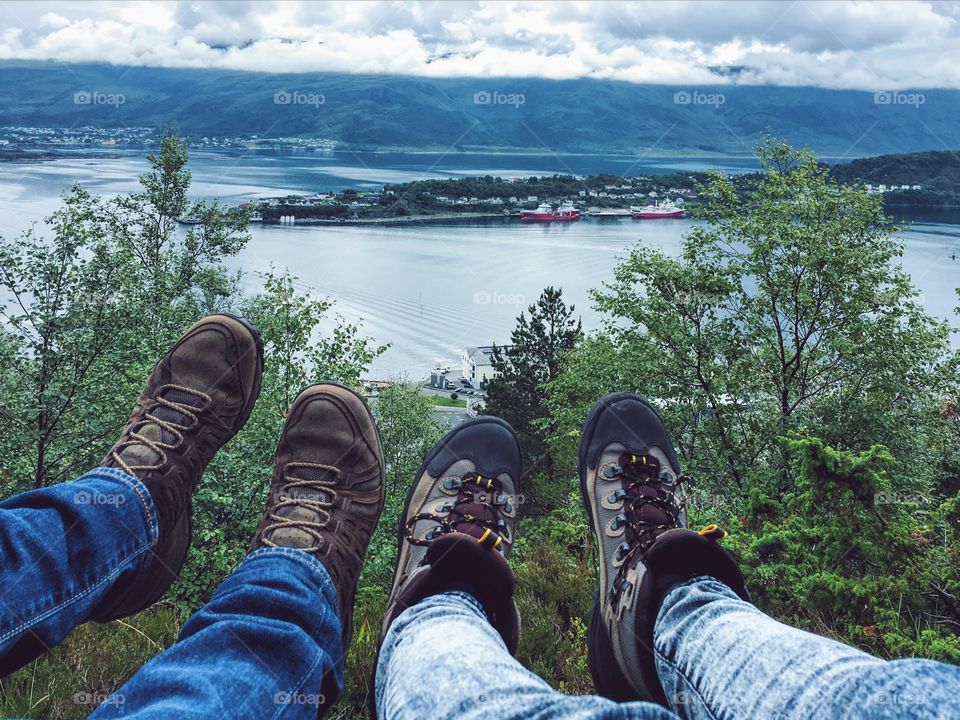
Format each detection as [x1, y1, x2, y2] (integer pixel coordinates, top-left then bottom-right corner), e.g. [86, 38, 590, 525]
[376, 586, 960, 720]
[3, 470, 960, 719]
[0, 469, 342, 719]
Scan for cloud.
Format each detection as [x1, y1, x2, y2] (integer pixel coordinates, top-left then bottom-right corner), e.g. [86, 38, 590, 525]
[0, 0, 958, 89]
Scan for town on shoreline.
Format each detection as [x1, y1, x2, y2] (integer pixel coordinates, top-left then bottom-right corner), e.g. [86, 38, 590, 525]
[231, 172, 707, 225]
[3, 126, 958, 221]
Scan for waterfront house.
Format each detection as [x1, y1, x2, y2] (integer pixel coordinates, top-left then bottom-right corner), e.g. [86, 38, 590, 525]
[461, 346, 505, 388]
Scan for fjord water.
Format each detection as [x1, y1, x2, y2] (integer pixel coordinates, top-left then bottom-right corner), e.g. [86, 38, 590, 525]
[0, 150, 957, 378]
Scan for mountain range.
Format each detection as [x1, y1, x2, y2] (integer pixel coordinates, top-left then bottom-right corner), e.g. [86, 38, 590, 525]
[2, 61, 959, 157]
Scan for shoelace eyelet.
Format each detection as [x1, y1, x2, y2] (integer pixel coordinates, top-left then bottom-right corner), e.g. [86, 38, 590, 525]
[609, 576, 633, 602]
[658, 470, 678, 486]
[607, 489, 628, 503]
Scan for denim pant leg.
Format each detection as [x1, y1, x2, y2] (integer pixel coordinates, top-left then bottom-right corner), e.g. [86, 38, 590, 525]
[654, 576, 960, 720]
[376, 591, 676, 720]
[91, 547, 343, 719]
[0, 468, 158, 675]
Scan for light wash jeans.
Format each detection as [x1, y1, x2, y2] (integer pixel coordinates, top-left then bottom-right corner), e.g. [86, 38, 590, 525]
[375, 586, 960, 720]
[3, 469, 959, 719]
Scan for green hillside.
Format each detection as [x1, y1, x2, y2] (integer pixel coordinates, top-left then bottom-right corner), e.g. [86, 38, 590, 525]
[1, 61, 959, 156]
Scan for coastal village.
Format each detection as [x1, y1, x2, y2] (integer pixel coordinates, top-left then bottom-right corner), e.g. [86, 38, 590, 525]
[0, 126, 337, 151]
[235, 173, 704, 224]
[1, 127, 941, 213]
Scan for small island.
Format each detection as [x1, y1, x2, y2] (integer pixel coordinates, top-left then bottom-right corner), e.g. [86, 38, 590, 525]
[236, 149, 960, 225]
[240, 171, 709, 225]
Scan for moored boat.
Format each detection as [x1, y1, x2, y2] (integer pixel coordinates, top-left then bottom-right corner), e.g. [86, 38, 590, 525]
[521, 202, 580, 222]
[630, 200, 688, 219]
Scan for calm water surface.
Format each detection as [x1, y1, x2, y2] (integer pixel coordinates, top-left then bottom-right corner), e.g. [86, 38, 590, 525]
[0, 150, 957, 378]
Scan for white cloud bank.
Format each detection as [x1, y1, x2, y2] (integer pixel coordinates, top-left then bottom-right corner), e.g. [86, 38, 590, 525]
[0, 0, 958, 89]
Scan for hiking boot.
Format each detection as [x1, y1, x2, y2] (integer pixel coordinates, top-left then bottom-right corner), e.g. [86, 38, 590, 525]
[93, 314, 264, 621]
[380, 416, 522, 653]
[249, 383, 385, 712]
[579, 392, 748, 704]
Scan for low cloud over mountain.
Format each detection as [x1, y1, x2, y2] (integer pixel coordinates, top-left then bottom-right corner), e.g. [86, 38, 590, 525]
[2, 1, 959, 90]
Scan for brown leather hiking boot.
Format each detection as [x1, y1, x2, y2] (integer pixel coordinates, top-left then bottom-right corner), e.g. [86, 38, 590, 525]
[579, 392, 748, 705]
[378, 416, 522, 656]
[93, 314, 263, 622]
[249, 382, 385, 711]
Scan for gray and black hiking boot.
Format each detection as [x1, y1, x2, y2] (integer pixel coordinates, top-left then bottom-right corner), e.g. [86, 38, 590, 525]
[249, 383, 385, 714]
[93, 314, 264, 621]
[377, 416, 522, 668]
[579, 392, 748, 704]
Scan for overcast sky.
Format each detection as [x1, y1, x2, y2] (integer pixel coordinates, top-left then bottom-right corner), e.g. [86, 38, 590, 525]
[1, 1, 958, 89]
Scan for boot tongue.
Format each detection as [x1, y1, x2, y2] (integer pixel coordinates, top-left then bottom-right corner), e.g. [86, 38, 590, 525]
[266, 465, 338, 548]
[633, 486, 672, 525]
[115, 424, 165, 468]
[450, 500, 500, 540]
[151, 388, 203, 432]
[621, 457, 676, 550]
[114, 388, 204, 470]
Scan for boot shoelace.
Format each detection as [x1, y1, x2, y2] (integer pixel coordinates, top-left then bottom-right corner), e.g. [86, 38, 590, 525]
[605, 453, 726, 603]
[261, 462, 340, 554]
[110, 384, 210, 477]
[405, 471, 510, 551]
[606, 453, 688, 603]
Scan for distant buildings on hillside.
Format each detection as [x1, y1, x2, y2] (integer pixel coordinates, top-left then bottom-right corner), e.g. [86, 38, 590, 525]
[0, 127, 338, 151]
[864, 183, 922, 194]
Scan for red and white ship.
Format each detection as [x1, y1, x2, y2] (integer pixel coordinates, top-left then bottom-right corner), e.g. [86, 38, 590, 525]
[520, 202, 580, 221]
[631, 200, 688, 219]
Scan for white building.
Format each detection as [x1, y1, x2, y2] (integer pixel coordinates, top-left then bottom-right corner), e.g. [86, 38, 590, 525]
[461, 346, 502, 388]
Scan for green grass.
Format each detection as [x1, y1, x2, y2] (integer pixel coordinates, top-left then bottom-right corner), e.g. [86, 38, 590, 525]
[430, 395, 467, 408]
[0, 604, 182, 719]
